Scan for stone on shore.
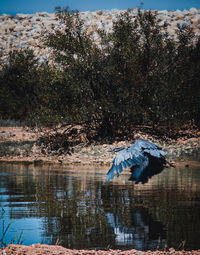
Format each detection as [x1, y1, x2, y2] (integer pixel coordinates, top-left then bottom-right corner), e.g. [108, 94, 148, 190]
[0, 8, 200, 62]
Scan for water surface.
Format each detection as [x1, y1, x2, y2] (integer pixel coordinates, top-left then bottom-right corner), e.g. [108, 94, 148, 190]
[0, 162, 200, 250]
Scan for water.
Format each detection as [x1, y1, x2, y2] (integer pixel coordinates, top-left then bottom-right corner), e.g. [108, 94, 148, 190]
[0, 162, 200, 250]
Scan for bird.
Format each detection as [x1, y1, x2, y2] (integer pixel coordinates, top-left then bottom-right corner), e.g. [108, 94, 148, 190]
[104, 139, 171, 184]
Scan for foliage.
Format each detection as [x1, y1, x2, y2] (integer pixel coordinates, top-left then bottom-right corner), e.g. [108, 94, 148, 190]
[37, 132, 72, 155]
[0, 118, 24, 127]
[0, 49, 40, 121]
[0, 140, 34, 157]
[0, 7, 199, 140]
[0, 209, 23, 247]
[43, 7, 200, 137]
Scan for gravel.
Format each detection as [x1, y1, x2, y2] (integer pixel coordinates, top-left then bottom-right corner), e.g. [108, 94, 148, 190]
[1, 244, 200, 255]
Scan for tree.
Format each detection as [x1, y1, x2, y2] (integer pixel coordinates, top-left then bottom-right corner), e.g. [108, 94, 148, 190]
[0, 49, 40, 120]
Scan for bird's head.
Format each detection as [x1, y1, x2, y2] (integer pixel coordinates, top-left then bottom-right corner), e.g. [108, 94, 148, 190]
[108, 146, 129, 152]
[108, 146, 127, 153]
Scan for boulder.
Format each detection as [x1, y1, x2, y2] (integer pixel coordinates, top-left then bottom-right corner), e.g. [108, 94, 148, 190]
[189, 8, 198, 14]
[191, 15, 200, 26]
[14, 25, 25, 32]
[0, 9, 200, 60]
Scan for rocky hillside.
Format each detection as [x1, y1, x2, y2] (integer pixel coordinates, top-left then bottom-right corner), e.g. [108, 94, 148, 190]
[0, 8, 200, 62]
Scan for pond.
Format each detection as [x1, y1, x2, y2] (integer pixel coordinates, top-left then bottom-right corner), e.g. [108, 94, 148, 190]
[0, 161, 200, 250]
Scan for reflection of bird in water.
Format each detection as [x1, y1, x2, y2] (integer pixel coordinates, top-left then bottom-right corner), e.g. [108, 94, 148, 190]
[106, 209, 166, 249]
[104, 139, 173, 183]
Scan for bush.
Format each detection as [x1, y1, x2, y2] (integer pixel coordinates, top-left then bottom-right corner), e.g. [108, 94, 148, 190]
[0, 49, 40, 121]
[43, 7, 200, 138]
[1, 7, 199, 140]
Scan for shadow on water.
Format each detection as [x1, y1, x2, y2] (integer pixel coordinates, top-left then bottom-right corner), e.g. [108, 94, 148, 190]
[129, 156, 166, 184]
[0, 161, 200, 250]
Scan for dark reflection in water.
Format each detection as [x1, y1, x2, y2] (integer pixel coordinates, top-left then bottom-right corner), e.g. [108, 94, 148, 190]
[0, 162, 200, 250]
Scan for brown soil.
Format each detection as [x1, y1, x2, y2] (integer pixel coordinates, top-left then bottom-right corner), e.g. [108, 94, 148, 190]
[0, 126, 200, 165]
[1, 244, 200, 255]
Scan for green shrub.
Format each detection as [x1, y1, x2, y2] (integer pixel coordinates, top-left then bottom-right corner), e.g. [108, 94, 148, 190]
[0, 49, 40, 121]
[44, 7, 200, 138]
[1, 7, 199, 140]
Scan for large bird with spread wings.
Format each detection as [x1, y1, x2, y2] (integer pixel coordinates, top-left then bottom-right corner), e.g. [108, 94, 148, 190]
[104, 139, 169, 183]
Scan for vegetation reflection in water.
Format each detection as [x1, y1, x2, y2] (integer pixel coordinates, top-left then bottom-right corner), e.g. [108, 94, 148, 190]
[0, 162, 200, 250]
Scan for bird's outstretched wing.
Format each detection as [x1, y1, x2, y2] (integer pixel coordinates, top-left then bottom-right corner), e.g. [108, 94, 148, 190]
[130, 156, 149, 181]
[104, 139, 166, 183]
[132, 139, 167, 158]
[104, 145, 146, 183]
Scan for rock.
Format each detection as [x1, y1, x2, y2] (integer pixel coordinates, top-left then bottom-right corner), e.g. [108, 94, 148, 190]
[189, 8, 198, 14]
[97, 10, 103, 15]
[0, 8, 200, 61]
[14, 31, 22, 37]
[0, 24, 11, 33]
[178, 20, 191, 27]
[158, 10, 168, 15]
[0, 132, 11, 139]
[8, 25, 16, 32]
[14, 25, 25, 32]
[174, 10, 185, 19]
[38, 12, 51, 17]
[16, 13, 29, 20]
[158, 20, 169, 27]
[192, 16, 200, 26]
[1, 14, 13, 21]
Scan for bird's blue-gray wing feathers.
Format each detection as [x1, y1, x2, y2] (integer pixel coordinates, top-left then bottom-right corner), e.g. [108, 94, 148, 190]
[104, 139, 166, 183]
[143, 148, 166, 157]
[104, 147, 144, 183]
[132, 139, 166, 157]
[131, 156, 149, 181]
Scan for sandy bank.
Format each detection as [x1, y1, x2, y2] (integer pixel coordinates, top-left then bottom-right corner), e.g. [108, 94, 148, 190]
[1, 244, 200, 255]
[0, 126, 200, 165]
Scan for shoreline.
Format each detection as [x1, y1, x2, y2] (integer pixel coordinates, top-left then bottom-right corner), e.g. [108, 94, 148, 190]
[0, 126, 199, 165]
[1, 244, 200, 255]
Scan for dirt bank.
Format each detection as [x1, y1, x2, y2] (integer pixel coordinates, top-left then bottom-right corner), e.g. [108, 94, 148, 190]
[0, 126, 200, 164]
[1, 244, 200, 255]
